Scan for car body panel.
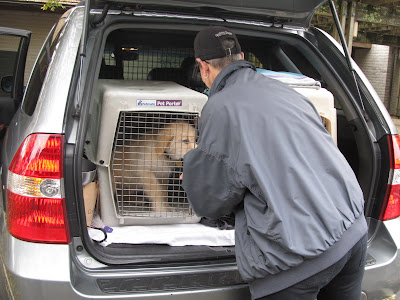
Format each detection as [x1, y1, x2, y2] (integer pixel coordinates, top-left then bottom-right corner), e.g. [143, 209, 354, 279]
[363, 218, 400, 298]
[23, 8, 82, 136]
[0, 7, 82, 195]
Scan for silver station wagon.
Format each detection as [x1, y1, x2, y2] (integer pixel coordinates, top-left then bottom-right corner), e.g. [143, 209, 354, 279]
[1, 0, 400, 299]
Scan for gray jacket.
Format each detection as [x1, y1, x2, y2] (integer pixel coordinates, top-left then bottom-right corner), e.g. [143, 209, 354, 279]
[182, 61, 367, 298]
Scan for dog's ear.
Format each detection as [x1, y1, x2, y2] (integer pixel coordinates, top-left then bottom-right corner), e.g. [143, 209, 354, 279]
[154, 127, 174, 156]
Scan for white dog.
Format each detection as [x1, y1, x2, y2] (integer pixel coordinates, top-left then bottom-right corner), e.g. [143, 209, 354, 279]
[112, 121, 196, 213]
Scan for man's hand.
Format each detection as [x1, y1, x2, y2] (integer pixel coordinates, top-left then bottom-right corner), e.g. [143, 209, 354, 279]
[180, 173, 183, 180]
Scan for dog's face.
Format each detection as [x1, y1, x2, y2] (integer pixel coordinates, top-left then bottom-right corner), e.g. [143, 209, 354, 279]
[161, 122, 197, 161]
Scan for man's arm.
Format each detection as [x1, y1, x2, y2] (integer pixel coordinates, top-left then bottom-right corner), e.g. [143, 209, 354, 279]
[182, 146, 245, 219]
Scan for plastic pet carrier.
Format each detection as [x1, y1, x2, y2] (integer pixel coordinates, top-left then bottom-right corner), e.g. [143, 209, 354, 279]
[86, 80, 208, 226]
[258, 69, 337, 144]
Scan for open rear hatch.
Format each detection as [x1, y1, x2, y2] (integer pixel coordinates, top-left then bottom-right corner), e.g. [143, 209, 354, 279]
[70, 0, 380, 268]
[94, 0, 328, 27]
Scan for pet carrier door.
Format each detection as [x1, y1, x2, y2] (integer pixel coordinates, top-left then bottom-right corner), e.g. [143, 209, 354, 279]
[111, 112, 199, 219]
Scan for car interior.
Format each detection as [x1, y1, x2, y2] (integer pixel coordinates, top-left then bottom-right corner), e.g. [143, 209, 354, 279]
[81, 27, 375, 264]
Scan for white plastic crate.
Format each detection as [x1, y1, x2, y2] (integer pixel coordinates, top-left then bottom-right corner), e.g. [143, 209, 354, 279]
[258, 69, 337, 144]
[88, 80, 208, 226]
[294, 87, 337, 145]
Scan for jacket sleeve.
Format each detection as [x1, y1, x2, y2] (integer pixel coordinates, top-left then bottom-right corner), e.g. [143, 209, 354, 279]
[182, 99, 246, 219]
[182, 147, 245, 219]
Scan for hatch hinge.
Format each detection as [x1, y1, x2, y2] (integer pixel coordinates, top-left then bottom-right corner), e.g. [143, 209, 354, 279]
[73, 105, 81, 118]
[328, 0, 368, 122]
[271, 17, 284, 28]
[91, 3, 110, 26]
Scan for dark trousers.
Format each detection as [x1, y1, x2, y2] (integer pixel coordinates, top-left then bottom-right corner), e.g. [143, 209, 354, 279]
[257, 234, 368, 300]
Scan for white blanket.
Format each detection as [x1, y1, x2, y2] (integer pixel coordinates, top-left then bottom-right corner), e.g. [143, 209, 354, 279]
[89, 223, 235, 247]
[257, 68, 321, 88]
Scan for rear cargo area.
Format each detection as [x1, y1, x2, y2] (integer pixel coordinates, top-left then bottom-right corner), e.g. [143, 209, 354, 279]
[79, 27, 372, 261]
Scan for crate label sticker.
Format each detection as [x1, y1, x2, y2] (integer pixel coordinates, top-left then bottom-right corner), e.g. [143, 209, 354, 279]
[137, 100, 156, 106]
[157, 100, 182, 106]
[137, 100, 182, 106]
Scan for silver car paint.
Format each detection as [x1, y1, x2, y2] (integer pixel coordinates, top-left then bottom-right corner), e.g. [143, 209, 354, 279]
[363, 218, 400, 298]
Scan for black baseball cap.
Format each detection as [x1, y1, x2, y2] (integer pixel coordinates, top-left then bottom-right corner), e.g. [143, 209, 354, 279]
[194, 26, 242, 61]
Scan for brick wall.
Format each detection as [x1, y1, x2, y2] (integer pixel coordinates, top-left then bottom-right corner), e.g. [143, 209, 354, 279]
[0, 8, 62, 83]
[389, 48, 400, 116]
[352, 44, 391, 109]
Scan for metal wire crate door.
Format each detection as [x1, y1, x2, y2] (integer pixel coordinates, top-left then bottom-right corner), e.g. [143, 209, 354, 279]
[111, 112, 198, 219]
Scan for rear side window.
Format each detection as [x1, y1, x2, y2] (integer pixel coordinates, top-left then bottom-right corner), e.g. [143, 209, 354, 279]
[246, 52, 263, 68]
[98, 32, 266, 95]
[22, 17, 66, 116]
[100, 42, 194, 81]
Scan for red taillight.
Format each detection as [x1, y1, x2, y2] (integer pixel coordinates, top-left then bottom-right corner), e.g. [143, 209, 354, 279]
[9, 134, 63, 178]
[381, 135, 400, 221]
[7, 134, 70, 243]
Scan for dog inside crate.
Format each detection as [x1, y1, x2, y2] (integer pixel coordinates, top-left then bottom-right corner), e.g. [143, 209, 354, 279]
[111, 111, 198, 218]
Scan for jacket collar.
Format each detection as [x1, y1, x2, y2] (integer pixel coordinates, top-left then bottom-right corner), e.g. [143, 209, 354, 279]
[209, 60, 256, 96]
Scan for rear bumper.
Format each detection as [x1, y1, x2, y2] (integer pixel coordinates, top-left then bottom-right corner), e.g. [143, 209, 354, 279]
[2, 273, 251, 300]
[0, 233, 251, 300]
[2, 218, 400, 300]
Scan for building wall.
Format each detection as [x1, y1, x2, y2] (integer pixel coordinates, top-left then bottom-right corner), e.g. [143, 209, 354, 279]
[0, 7, 62, 83]
[353, 44, 392, 109]
[389, 48, 400, 116]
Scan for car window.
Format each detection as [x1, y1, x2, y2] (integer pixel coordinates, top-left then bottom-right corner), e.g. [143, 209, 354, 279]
[22, 16, 66, 116]
[99, 42, 264, 84]
[246, 52, 263, 68]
